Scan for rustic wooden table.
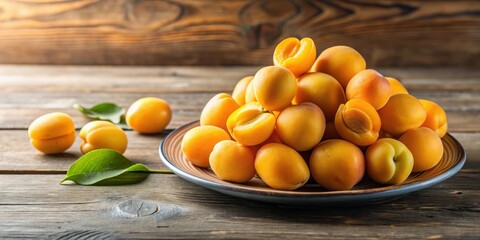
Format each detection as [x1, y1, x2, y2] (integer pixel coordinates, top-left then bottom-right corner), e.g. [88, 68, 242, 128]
[0, 66, 478, 239]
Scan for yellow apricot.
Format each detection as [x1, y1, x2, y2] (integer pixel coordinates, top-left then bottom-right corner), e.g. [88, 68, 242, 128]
[244, 80, 257, 104]
[309, 139, 365, 191]
[399, 127, 444, 172]
[295, 72, 346, 121]
[232, 76, 253, 105]
[79, 121, 128, 154]
[181, 126, 230, 168]
[28, 112, 76, 154]
[378, 94, 426, 137]
[253, 66, 296, 111]
[126, 97, 172, 134]
[227, 102, 276, 146]
[419, 99, 448, 138]
[386, 77, 409, 96]
[334, 99, 381, 146]
[200, 93, 240, 132]
[273, 37, 316, 77]
[310, 45, 366, 89]
[209, 140, 256, 183]
[346, 69, 392, 110]
[276, 103, 326, 151]
[255, 143, 310, 190]
[366, 138, 414, 185]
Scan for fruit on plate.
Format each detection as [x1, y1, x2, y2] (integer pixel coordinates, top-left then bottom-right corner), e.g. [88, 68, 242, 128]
[346, 69, 392, 110]
[200, 93, 239, 132]
[419, 99, 448, 138]
[28, 112, 76, 154]
[378, 94, 427, 137]
[399, 127, 444, 172]
[181, 126, 230, 168]
[252, 66, 296, 111]
[209, 140, 256, 183]
[386, 77, 409, 96]
[231, 76, 253, 106]
[273, 37, 316, 77]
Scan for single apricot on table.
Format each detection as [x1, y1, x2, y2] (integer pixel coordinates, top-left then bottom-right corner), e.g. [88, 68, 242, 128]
[309, 139, 365, 191]
[399, 127, 444, 172]
[28, 112, 76, 154]
[346, 69, 392, 110]
[227, 102, 276, 146]
[200, 93, 240, 132]
[366, 138, 414, 185]
[231, 76, 253, 106]
[273, 37, 316, 77]
[378, 94, 426, 137]
[126, 97, 172, 134]
[386, 77, 409, 96]
[335, 99, 381, 146]
[255, 143, 310, 190]
[295, 72, 346, 121]
[209, 140, 256, 183]
[276, 102, 326, 151]
[181, 125, 230, 168]
[79, 121, 128, 154]
[253, 66, 296, 111]
[419, 99, 448, 138]
[310, 45, 366, 89]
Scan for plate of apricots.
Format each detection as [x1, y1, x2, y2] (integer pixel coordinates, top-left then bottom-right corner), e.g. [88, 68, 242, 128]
[159, 37, 466, 206]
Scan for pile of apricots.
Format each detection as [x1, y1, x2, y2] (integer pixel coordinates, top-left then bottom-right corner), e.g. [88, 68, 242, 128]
[28, 97, 172, 155]
[182, 37, 448, 191]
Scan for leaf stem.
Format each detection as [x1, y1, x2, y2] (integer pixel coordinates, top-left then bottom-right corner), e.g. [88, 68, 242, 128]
[148, 169, 174, 174]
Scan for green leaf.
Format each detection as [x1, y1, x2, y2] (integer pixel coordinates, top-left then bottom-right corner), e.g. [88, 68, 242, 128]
[61, 149, 152, 186]
[73, 102, 125, 124]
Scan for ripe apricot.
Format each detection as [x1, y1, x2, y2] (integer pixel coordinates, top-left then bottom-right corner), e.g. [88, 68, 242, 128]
[200, 93, 240, 132]
[232, 76, 253, 105]
[399, 127, 443, 172]
[227, 102, 276, 146]
[366, 138, 413, 185]
[209, 140, 256, 183]
[386, 77, 409, 96]
[181, 126, 230, 168]
[378, 94, 427, 137]
[309, 139, 365, 191]
[249, 129, 282, 155]
[334, 99, 381, 146]
[346, 69, 392, 110]
[244, 80, 257, 104]
[276, 103, 326, 151]
[79, 121, 128, 154]
[28, 112, 76, 154]
[295, 72, 346, 121]
[126, 97, 172, 134]
[273, 37, 316, 77]
[253, 66, 296, 111]
[255, 143, 310, 190]
[419, 99, 448, 138]
[310, 46, 366, 89]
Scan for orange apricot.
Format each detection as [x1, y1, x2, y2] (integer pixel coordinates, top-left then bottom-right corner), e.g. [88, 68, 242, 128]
[399, 127, 443, 172]
[276, 103, 326, 151]
[232, 76, 253, 105]
[310, 45, 366, 89]
[253, 66, 296, 111]
[28, 112, 76, 154]
[79, 121, 128, 154]
[386, 77, 409, 96]
[244, 80, 257, 104]
[200, 93, 240, 132]
[209, 140, 256, 183]
[378, 94, 426, 137]
[126, 97, 172, 134]
[255, 143, 310, 190]
[334, 99, 381, 146]
[273, 37, 316, 77]
[346, 69, 392, 110]
[295, 72, 346, 121]
[309, 139, 365, 191]
[227, 102, 276, 146]
[419, 99, 448, 138]
[181, 126, 230, 168]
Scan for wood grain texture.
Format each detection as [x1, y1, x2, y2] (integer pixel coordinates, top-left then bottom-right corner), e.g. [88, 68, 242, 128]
[0, 172, 478, 239]
[0, 0, 479, 66]
[1, 66, 480, 130]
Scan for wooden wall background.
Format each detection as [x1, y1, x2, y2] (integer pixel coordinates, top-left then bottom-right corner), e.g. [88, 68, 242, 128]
[0, 0, 478, 67]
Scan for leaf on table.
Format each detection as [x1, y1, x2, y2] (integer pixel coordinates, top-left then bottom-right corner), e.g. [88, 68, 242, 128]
[73, 102, 125, 124]
[61, 149, 151, 186]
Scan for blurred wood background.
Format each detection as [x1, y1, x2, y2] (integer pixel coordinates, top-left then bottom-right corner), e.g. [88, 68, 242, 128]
[0, 0, 478, 67]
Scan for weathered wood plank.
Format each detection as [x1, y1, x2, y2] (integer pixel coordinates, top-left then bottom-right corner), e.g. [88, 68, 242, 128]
[0, 0, 478, 67]
[0, 172, 478, 239]
[0, 130, 477, 173]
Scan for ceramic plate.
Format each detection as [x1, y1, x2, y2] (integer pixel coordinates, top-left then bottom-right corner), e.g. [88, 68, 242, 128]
[159, 121, 466, 206]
